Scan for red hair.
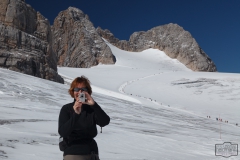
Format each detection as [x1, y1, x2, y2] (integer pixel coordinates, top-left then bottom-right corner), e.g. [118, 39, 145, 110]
[68, 76, 92, 98]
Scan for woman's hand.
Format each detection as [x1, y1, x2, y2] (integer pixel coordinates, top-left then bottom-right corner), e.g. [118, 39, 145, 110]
[83, 92, 95, 106]
[73, 99, 82, 114]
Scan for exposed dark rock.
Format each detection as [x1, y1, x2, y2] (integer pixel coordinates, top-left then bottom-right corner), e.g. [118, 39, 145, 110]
[0, 0, 216, 75]
[0, 0, 63, 83]
[52, 7, 116, 68]
[97, 24, 217, 72]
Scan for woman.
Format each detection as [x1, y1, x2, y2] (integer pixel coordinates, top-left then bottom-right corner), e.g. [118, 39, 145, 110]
[58, 76, 110, 160]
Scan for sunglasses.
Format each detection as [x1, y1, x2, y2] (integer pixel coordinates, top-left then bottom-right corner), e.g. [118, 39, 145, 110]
[73, 87, 88, 92]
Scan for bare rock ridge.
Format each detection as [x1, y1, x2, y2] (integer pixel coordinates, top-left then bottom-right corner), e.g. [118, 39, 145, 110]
[97, 24, 217, 72]
[0, 0, 63, 83]
[52, 7, 116, 68]
[0, 0, 216, 84]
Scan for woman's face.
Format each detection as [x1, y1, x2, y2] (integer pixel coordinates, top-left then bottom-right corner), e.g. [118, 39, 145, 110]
[73, 83, 87, 100]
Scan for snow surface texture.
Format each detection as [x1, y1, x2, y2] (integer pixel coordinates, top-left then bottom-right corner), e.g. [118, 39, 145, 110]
[0, 40, 239, 160]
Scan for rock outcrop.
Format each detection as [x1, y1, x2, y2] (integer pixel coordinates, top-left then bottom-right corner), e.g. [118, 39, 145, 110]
[0, 0, 63, 83]
[97, 24, 217, 72]
[0, 0, 216, 77]
[52, 7, 115, 68]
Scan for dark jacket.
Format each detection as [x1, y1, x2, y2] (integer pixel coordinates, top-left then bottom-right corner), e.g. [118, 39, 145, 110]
[58, 100, 110, 155]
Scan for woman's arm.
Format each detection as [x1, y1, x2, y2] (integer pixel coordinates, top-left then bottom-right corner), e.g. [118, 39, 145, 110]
[90, 102, 110, 127]
[58, 105, 81, 137]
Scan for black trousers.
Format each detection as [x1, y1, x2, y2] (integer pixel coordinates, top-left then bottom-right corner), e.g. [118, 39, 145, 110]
[64, 155, 91, 160]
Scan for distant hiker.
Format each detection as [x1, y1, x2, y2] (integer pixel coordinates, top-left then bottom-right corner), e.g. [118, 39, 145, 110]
[207, 116, 209, 118]
[209, 116, 211, 118]
[236, 123, 238, 126]
[216, 118, 218, 121]
[58, 76, 110, 160]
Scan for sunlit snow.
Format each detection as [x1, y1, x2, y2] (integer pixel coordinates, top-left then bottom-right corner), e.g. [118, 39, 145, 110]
[0, 41, 239, 160]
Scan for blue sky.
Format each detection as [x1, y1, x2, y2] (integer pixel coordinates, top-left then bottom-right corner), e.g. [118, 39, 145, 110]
[28, 0, 240, 73]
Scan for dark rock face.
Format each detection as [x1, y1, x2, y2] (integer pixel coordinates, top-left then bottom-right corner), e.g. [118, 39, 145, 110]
[52, 7, 116, 68]
[0, 0, 216, 78]
[97, 24, 217, 72]
[0, 0, 63, 83]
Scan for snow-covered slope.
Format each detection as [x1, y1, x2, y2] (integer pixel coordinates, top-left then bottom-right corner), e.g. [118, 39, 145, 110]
[59, 41, 240, 124]
[0, 41, 239, 160]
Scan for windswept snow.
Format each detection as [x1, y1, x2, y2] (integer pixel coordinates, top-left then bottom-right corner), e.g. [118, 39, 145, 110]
[0, 40, 239, 160]
[58, 41, 240, 125]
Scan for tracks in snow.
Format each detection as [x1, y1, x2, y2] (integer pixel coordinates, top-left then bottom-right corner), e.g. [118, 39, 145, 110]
[118, 71, 166, 106]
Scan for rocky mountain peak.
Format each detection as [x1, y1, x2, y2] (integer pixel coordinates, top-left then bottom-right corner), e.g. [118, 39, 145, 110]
[0, 0, 63, 83]
[52, 7, 115, 68]
[97, 23, 217, 72]
[0, 0, 217, 82]
[66, 7, 87, 20]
